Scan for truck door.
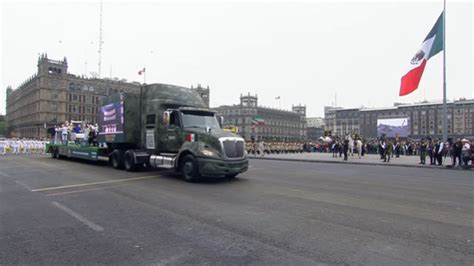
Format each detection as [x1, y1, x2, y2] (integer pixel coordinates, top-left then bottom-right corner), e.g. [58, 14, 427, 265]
[145, 114, 157, 150]
[162, 111, 181, 152]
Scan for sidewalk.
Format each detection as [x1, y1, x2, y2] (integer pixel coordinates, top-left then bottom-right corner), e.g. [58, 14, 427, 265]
[250, 152, 473, 171]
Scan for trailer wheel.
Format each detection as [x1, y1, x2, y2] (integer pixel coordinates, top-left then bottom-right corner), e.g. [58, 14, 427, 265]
[124, 150, 137, 172]
[110, 149, 125, 169]
[181, 155, 200, 182]
[51, 148, 59, 159]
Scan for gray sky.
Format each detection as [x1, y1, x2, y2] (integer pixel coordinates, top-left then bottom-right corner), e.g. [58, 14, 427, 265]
[1, 0, 472, 117]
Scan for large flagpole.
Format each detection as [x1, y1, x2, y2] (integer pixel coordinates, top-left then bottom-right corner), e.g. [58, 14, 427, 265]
[442, 0, 448, 142]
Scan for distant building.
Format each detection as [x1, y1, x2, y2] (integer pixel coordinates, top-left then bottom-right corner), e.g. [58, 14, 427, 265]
[5, 54, 210, 138]
[306, 117, 325, 141]
[191, 84, 210, 108]
[324, 99, 474, 139]
[214, 93, 307, 141]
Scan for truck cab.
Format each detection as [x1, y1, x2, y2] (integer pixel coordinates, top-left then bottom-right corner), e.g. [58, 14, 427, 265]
[146, 107, 247, 181]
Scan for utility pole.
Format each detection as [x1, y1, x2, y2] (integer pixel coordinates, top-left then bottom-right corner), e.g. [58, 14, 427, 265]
[442, 0, 448, 141]
[98, 0, 103, 78]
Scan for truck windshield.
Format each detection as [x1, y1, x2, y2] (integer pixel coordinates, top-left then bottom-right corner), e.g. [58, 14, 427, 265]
[181, 111, 220, 129]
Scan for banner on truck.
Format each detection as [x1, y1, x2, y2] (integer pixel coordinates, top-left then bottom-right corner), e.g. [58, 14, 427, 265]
[99, 101, 124, 134]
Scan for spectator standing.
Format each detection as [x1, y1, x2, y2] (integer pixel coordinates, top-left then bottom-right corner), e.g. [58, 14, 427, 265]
[452, 138, 462, 167]
[356, 139, 363, 159]
[461, 139, 471, 166]
[428, 139, 435, 165]
[61, 124, 68, 145]
[342, 138, 349, 161]
[435, 139, 445, 165]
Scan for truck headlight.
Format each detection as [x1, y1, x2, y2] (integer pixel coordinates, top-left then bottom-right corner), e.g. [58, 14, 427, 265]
[200, 149, 217, 157]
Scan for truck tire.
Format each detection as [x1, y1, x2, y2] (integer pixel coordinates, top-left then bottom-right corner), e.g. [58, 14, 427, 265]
[110, 149, 125, 169]
[51, 148, 59, 159]
[181, 155, 200, 182]
[124, 150, 137, 172]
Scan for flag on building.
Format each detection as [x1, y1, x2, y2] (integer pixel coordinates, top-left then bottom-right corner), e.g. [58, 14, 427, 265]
[252, 116, 266, 126]
[138, 67, 146, 75]
[275, 96, 280, 100]
[400, 12, 444, 96]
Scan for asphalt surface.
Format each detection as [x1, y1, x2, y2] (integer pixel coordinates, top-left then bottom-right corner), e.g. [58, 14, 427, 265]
[1, 155, 473, 265]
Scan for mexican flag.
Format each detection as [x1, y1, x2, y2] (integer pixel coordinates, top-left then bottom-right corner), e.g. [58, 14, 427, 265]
[252, 116, 266, 126]
[400, 12, 444, 96]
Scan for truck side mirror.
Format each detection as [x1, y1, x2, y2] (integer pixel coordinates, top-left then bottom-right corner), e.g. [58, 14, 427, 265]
[218, 116, 224, 127]
[163, 111, 171, 127]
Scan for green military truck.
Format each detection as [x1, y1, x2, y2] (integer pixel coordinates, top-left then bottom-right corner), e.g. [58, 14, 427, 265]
[47, 83, 248, 181]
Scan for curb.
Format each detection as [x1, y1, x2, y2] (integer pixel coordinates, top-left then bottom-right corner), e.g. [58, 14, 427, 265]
[250, 156, 473, 171]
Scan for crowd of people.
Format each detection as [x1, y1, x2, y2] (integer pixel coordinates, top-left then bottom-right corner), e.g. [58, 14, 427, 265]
[245, 134, 473, 168]
[51, 121, 99, 146]
[246, 141, 304, 156]
[0, 138, 48, 155]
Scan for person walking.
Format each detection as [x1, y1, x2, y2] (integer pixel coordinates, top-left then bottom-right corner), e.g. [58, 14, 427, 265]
[383, 140, 393, 162]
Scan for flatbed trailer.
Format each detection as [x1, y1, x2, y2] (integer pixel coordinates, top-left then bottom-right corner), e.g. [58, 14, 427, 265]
[46, 143, 109, 162]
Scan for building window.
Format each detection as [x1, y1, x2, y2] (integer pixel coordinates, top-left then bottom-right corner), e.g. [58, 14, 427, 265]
[50, 103, 58, 112]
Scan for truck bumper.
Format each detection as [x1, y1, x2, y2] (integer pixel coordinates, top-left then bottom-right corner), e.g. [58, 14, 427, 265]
[196, 157, 248, 177]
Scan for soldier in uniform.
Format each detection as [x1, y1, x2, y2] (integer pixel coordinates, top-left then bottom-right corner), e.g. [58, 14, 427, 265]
[418, 139, 427, 164]
[384, 140, 393, 162]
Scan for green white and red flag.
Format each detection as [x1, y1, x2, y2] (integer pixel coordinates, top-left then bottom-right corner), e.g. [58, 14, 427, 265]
[252, 116, 265, 126]
[400, 12, 444, 96]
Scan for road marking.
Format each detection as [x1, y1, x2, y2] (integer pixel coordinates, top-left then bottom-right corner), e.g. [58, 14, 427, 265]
[14, 180, 34, 191]
[32, 175, 159, 192]
[52, 201, 104, 232]
[46, 184, 126, 196]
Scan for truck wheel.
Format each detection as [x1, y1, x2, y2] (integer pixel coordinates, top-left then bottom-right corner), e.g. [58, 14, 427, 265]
[110, 149, 125, 169]
[51, 148, 59, 159]
[181, 155, 200, 182]
[124, 150, 137, 172]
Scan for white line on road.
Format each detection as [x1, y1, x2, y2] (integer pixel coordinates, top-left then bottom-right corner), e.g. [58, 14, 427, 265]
[52, 201, 104, 232]
[31, 175, 159, 192]
[14, 180, 34, 191]
[46, 184, 126, 196]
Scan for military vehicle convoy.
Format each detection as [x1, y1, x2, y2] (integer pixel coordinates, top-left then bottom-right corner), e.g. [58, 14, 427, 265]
[47, 83, 248, 182]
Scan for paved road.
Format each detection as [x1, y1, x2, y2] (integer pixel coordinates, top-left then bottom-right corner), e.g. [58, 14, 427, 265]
[1, 155, 473, 265]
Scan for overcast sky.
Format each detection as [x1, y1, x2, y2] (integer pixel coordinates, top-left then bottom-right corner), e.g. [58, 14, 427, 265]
[1, 0, 472, 117]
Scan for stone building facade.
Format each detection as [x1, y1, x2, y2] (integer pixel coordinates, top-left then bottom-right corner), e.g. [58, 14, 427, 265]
[306, 117, 325, 141]
[214, 93, 307, 141]
[324, 99, 474, 139]
[5, 55, 211, 139]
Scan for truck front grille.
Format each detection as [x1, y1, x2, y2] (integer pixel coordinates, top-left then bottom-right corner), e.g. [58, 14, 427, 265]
[222, 139, 245, 158]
